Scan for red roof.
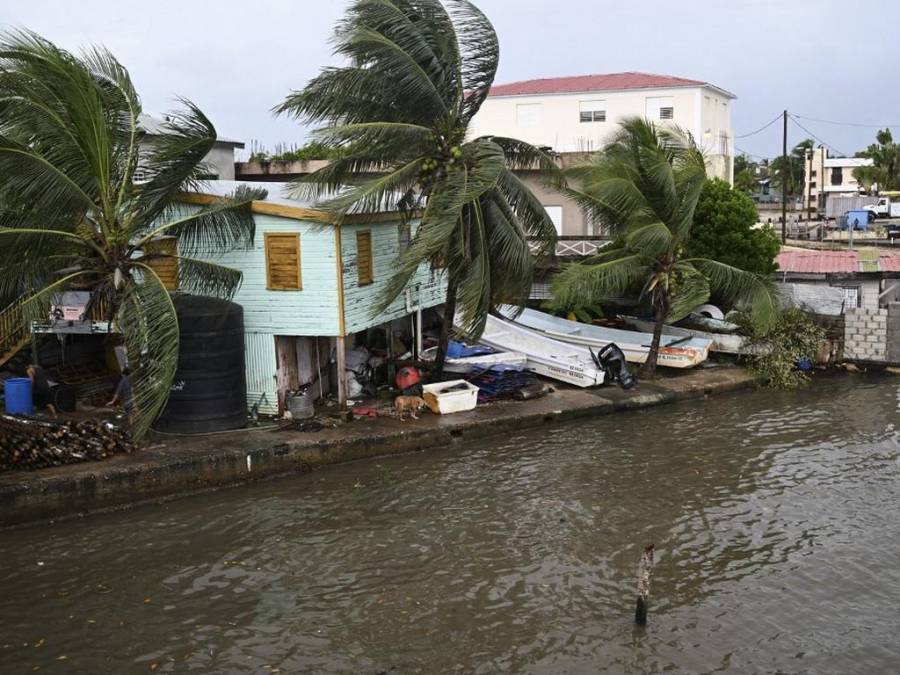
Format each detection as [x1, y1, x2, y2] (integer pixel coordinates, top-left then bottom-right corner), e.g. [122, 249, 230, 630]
[488, 72, 731, 97]
[776, 251, 859, 274]
[880, 254, 900, 272]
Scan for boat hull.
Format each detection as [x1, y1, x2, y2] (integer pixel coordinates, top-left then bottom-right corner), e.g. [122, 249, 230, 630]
[420, 347, 528, 374]
[502, 308, 710, 369]
[475, 314, 605, 387]
[620, 316, 750, 355]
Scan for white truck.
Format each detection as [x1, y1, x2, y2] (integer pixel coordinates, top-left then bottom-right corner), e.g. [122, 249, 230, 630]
[862, 195, 900, 219]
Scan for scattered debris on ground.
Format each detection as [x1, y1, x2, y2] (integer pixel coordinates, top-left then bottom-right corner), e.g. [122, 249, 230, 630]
[0, 415, 134, 472]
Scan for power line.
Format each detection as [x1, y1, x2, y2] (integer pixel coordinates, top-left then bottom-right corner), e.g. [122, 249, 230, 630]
[735, 113, 783, 139]
[788, 114, 851, 158]
[734, 146, 769, 161]
[792, 113, 900, 129]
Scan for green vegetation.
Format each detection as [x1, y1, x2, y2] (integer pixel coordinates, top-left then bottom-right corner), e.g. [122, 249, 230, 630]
[738, 309, 825, 389]
[733, 154, 757, 194]
[770, 139, 813, 196]
[0, 31, 257, 438]
[551, 117, 776, 376]
[275, 0, 560, 377]
[687, 179, 781, 275]
[854, 128, 900, 191]
[247, 141, 349, 163]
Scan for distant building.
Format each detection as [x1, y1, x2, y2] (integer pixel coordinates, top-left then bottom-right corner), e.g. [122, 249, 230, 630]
[139, 114, 245, 180]
[468, 72, 736, 234]
[803, 146, 872, 215]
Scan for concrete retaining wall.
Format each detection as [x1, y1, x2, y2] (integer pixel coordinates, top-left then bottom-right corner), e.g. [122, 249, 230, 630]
[844, 308, 888, 361]
[888, 303, 900, 363]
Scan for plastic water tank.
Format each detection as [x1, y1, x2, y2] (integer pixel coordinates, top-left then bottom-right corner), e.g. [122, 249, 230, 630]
[3, 378, 33, 415]
[154, 295, 247, 434]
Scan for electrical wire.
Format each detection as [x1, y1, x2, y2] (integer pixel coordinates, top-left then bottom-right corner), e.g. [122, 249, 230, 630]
[792, 113, 900, 129]
[735, 112, 783, 139]
[788, 114, 851, 158]
[735, 146, 769, 160]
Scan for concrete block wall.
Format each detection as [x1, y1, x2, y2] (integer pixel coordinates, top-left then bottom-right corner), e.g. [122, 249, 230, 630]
[888, 303, 900, 363]
[844, 308, 889, 362]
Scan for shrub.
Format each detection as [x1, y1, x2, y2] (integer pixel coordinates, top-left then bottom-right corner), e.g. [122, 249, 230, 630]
[738, 309, 825, 388]
[687, 179, 781, 275]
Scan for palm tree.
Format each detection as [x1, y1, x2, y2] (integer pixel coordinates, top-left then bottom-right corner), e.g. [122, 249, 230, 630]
[275, 0, 560, 376]
[552, 117, 776, 376]
[0, 31, 258, 438]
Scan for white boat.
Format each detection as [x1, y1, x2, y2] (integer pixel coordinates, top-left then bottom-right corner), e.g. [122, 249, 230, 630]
[500, 307, 711, 369]
[473, 314, 605, 387]
[420, 346, 528, 374]
[620, 315, 751, 355]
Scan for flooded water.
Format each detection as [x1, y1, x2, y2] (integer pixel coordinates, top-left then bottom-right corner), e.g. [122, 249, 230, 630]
[2, 375, 900, 673]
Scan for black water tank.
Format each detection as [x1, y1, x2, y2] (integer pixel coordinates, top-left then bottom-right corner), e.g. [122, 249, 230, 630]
[154, 295, 247, 434]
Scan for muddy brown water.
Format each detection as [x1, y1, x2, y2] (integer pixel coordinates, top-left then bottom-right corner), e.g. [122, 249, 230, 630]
[1, 375, 899, 673]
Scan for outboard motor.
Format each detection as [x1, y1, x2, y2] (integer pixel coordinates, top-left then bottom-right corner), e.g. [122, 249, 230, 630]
[591, 343, 636, 390]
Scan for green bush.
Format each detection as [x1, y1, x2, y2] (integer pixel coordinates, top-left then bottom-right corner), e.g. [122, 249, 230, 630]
[687, 179, 781, 275]
[738, 309, 825, 388]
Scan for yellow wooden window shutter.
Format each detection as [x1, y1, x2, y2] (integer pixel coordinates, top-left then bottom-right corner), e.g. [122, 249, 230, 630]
[265, 233, 302, 291]
[356, 230, 374, 285]
[145, 237, 179, 291]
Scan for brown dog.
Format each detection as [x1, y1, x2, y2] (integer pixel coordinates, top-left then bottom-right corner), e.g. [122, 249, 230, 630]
[394, 395, 426, 421]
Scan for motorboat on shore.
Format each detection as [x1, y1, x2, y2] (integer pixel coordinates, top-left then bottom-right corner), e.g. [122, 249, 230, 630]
[473, 313, 606, 387]
[619, 315, 752, 355]
[500, 307, 711, 369]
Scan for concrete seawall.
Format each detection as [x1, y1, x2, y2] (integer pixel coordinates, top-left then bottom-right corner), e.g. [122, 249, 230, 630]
[0, 367, 755, 528]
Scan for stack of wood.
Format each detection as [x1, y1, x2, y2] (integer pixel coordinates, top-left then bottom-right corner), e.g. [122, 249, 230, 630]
[0, 415, 135, 472]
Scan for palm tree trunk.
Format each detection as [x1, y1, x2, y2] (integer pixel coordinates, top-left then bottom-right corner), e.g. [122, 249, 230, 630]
[433, 274, 459, 381]
[641, 302, 668, 378]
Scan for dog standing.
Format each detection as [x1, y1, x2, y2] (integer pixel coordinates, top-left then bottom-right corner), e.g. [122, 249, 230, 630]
[394, 395, 426, 421]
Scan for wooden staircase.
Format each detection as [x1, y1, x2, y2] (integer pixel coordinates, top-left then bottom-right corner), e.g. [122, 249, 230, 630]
[0, 295, 30, 370]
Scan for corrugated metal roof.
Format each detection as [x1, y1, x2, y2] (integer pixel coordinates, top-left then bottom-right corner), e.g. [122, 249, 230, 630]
[488, 72, 735, 98]
[776, 250, 900, 274]
[775, 250, 859, 274]
[880, 254, 900, 272]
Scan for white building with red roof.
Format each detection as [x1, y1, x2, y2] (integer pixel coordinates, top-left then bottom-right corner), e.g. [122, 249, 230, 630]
[470, 72, 736, 235]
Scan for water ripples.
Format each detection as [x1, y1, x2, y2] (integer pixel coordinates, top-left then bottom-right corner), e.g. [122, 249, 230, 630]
[0, 376, 899, 672]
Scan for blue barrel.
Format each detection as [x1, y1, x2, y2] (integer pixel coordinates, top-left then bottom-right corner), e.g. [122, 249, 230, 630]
[4, 378, 33, 415]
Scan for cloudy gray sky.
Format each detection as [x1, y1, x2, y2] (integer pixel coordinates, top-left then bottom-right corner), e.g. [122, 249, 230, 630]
[2, 0, 898, 160]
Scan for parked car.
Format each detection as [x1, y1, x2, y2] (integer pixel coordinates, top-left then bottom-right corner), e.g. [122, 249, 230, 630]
[886, 222, 900, 239]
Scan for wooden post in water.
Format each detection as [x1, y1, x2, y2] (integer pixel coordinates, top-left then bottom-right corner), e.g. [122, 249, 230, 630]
[634, 544, 655, 626]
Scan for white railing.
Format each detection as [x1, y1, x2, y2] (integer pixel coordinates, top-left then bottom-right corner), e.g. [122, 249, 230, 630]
[529, 236, 613, 258]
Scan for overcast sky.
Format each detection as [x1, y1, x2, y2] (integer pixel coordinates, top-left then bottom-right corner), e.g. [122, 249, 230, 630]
[2, 0, 898, 160]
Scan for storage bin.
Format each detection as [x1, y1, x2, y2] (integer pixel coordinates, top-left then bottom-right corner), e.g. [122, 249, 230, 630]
[421, 380, 479, 415]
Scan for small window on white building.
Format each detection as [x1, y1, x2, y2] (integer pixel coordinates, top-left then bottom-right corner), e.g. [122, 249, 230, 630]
[544, 205, 564, 235]
[646, 96, 674, 121]
[516, 103, 542, 128]
[579, 100, 606, 123]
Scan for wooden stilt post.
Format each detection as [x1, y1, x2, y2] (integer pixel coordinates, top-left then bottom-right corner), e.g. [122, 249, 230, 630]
[415, 309, 423, 361]
[635, 544, 655, 626]
[336, 335, 347, 408]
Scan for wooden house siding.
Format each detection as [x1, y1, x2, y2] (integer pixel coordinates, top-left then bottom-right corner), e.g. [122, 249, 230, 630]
[340, 221, 447, 335]
[203, 214, 342, 336]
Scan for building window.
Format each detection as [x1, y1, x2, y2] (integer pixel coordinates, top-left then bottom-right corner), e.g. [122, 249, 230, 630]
[841, 286, 859, 309]
[831, 168, 843, 185]
[144, 236, 179, 291]
[811, 170, 817, 177]
[265, 233, 302, 291]
[579, 100, 606, 123]
[356, 230, 374, 286]
[810, 181, 817, 188]
[516, 103, 542, 128]
[646, 96, 674, 121]
[543, 205, 564, 236]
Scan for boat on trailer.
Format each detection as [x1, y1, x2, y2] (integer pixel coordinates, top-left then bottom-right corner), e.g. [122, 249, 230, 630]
[473, 313, 605, 387]
[500, 307, 711, 369]
[619, 315, 751, 355]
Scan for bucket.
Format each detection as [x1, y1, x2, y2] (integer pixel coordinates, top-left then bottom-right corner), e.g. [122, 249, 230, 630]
[4, 378, 33, 415]
[287, 391, 315, 420]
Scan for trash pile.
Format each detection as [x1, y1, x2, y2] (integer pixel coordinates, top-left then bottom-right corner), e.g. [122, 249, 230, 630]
[465, 365, 542, 403]
[0, 415, 135, 472]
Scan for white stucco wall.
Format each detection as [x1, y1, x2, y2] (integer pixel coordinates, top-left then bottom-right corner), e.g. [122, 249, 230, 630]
[470, 85, 734, 182]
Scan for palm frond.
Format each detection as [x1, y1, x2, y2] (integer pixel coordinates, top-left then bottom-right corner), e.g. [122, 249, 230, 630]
[448, 0, 499, 120]
[314, 157, 424, 216]
[550, 253, 651, 310]
[668, 262, 710, 321]
[687, 258, 777, 329]
[118, 266, 180, 439]
[166, 255, 243, 299]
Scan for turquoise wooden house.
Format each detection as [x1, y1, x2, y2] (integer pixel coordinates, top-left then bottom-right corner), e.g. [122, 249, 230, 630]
[177, 182, 446, 414]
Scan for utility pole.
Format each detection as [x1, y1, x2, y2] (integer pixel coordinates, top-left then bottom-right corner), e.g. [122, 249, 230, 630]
[781, 110, 788, 244]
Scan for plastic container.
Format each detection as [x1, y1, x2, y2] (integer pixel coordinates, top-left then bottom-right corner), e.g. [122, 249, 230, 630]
[421, 380, 479, 415]
[4, 378, 33, 415]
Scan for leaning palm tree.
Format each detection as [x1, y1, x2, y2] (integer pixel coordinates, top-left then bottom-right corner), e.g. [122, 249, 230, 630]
[0, 31, 257, 438]
[552, 117, 776, 376]
[275, 0, 560, 376]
